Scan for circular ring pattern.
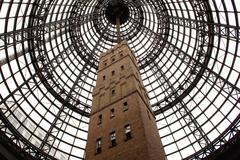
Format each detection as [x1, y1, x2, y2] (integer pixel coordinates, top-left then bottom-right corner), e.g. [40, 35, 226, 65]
[0, 0, 240, 160]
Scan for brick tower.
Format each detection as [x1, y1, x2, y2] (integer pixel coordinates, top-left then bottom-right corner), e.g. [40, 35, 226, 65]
[85, 41, 165, 160]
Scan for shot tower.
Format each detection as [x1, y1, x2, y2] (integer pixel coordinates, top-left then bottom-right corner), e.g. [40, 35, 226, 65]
[85, 41, 165, 160]
[85, 1, 165, 159]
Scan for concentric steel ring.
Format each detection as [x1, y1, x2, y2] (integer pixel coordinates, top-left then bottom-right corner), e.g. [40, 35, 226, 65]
[0, 0, 240, 159]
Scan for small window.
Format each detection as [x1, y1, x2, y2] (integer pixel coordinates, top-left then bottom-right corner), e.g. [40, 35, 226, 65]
[125, 124, 132, 140]
[96, 138, 102, 154]
[98, 115, 102, 125]
[110, 131, 116, 147]
[110, 108, 115, 118]
[103, 60, 107, 66]
[103, 75, 106, 80]
[111, 55, 116, 62]
[119, 50, 123, 56]
[112, 70, 115, 76]
[111, 89, 115, 96]
[121, 65, 124, 70]
[123, 102, 128, 111]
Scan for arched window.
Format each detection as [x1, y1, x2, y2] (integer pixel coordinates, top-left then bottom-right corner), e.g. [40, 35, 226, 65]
[124, 124, 132, 140]
[110, 131, 116, 147]
[96, 138, 102, 154]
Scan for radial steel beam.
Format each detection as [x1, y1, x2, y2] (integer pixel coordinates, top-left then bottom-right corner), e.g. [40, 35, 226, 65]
[0, 29, 67, 66]
[0, 13, 95, 66]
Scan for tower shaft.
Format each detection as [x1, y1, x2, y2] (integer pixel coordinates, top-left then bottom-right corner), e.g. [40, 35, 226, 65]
[85, 41, 165, 160]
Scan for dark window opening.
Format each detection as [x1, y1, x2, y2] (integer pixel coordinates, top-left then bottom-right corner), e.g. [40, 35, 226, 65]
[98, 115, 102, 125]
[96, 138, 102, 154]
[123, 101, 128, 111]
[110, 131, 116, 147]
[125, 124, 132, 140]
[121, 65, 124, 70]
[111, 89, 115, 96]
[119, 50, 123, 56]
[103, 60, 107, 66]
[112, 70, 115, 75]
[110, 108, 115, 118]
[103, 75, 106, 80]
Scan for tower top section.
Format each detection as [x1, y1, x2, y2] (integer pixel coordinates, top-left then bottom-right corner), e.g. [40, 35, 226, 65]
[98, 40, 137, 71]
[92, 41, 151, 115]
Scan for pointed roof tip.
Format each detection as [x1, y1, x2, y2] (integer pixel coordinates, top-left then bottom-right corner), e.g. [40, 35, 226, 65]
[99, 40, 130, 58]
[117, 40, 129, 46]
[112, 39, 128, 48]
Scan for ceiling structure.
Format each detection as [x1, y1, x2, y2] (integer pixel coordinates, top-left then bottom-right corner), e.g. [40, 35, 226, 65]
[0, 0, 240, 159]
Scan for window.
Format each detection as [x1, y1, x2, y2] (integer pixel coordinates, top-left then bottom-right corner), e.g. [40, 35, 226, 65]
[96, 138, 102, 154]
[98, 115, 102, 125]
[103, 60, 107, 66]
[111, 89, 115, 96]
[119, 50, 123, 57]
[121, 65, 124, 70]
[111, 56, 115, 62]
[112, 70, 115, 76]
[110, 131, 116, 147]
[123, 101, 128, 111]
[125, 124, 132, 140]
[103, 75, 106, 80]
[110, 109, 115, 118]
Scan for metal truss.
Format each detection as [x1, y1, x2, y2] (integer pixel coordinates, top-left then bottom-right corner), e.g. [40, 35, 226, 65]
[0, 0, 240, 159]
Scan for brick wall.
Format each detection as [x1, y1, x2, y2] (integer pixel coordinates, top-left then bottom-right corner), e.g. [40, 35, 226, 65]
[85, 41, 165, 160]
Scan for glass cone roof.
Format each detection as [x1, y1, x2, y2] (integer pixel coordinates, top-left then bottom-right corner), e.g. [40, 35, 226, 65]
[0, 0, 240, 159]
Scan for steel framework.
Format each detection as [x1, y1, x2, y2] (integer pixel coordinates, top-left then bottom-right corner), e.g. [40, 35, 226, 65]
[0, 0, 240, 159]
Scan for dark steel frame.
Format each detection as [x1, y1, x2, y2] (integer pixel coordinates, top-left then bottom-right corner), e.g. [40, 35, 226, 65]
[0, 0, 240, 159]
